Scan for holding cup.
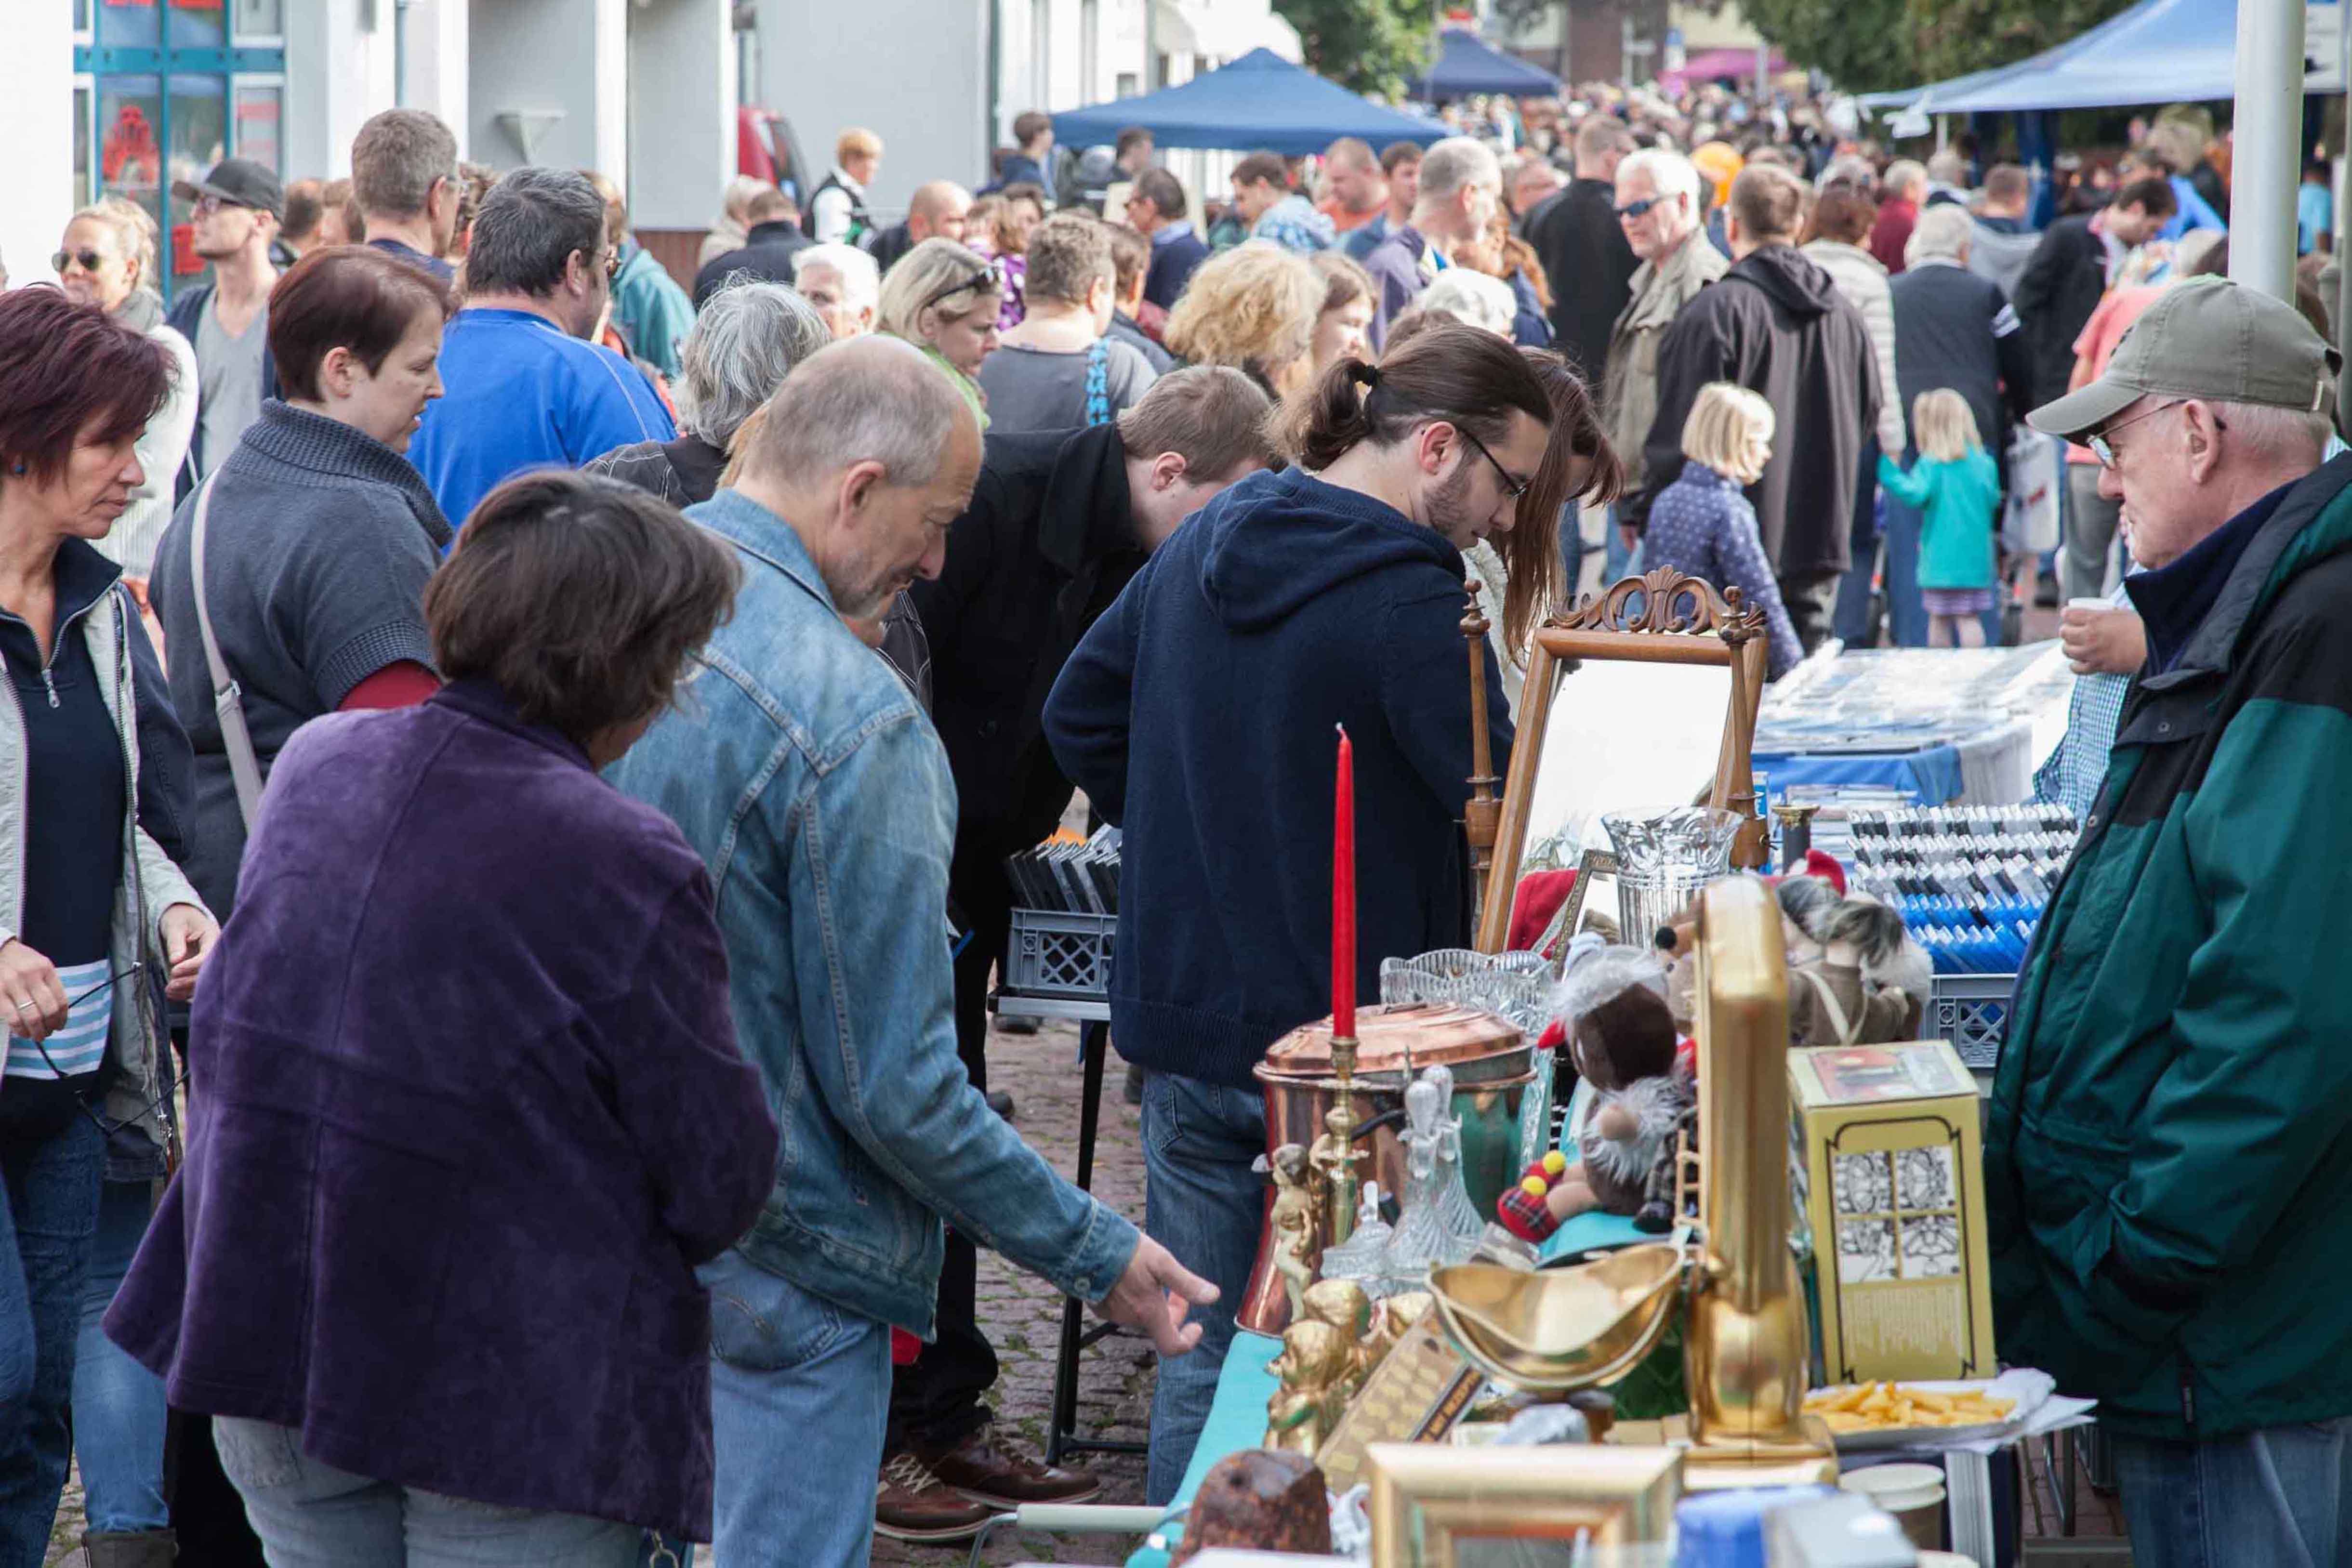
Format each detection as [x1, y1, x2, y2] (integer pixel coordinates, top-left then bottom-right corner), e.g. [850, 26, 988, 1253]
[2060, 595, 2145, 676]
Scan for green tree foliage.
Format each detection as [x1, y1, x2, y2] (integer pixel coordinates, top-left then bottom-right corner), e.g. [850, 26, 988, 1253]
[1275, 0, 1437, 99]
[1739, 0, 1913, 93]
[1903, 0, 2136, 83]
[1742, 0, 2134, 92]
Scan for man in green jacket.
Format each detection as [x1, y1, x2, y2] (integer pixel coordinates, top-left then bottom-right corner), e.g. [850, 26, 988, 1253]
[1999, 279, 2351, 1568]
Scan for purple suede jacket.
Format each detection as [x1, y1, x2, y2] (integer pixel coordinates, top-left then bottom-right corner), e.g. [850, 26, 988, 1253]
[105, 681, 779, 1542]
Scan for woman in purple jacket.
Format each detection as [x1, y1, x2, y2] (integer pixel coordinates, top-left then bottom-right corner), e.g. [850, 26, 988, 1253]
[106, 472, 778, 1565]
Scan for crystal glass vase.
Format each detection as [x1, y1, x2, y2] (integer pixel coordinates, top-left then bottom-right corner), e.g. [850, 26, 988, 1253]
[1601, 806, 1744, 950]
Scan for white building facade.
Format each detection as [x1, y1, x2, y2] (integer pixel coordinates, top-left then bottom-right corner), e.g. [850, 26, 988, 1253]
[16, 0, 1291, 302]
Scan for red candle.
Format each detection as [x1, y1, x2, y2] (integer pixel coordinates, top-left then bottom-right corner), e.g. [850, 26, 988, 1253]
[1333, 724, 1356, 1038]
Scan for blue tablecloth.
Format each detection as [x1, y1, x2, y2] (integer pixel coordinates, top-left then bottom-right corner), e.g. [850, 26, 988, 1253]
[1752, 744, 1966, 808]
[1124, 1211, 1652, 1567]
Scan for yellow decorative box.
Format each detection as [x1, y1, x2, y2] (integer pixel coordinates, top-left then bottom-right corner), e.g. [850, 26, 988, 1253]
[1789, 1039, 1995, 1384]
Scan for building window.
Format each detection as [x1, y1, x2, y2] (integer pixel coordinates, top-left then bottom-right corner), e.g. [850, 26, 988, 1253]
[74, 0, 289, 297]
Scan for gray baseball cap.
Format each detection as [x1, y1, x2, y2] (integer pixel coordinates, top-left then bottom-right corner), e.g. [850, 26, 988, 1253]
[2028, 277, 2340, 440]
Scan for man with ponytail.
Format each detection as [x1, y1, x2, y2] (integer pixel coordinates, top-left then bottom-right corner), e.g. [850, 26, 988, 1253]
[1046, 322, 1618, 1501]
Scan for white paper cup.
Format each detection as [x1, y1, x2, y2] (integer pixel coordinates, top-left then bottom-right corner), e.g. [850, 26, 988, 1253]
[2065, 597, 2112, 614]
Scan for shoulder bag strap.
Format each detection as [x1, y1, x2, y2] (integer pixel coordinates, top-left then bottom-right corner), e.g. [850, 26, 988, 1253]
[188, 476, 265, 832]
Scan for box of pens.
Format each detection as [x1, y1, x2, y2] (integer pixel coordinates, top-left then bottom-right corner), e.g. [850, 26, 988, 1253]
[1844, 804, 2077, 975]
[1002, 828, 1120, 1000]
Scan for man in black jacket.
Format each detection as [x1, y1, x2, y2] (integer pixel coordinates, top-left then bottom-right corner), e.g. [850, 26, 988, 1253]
[1635, 163, 1881, 652]
[884, 366, 1276, 1540]
[2012, 176, 2176, 408]
[691, 187, 811, 307]
[1523, 114, 1638, 381]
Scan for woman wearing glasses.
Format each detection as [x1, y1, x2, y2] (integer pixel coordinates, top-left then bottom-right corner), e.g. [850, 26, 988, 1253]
[877, 238, 1004, 429]
[0, 287, 216, 1568]
[52, 200, 200, 612]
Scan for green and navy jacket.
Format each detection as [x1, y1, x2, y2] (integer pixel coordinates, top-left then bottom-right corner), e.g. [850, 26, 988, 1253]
[1989, 453, 2352, 1442]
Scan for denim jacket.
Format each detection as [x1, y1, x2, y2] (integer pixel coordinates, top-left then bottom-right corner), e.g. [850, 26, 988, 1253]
[607, 488, 1139, 1336]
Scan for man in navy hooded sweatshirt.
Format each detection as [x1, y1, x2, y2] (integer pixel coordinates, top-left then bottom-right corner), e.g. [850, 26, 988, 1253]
[1046, 322, 1564, 1500]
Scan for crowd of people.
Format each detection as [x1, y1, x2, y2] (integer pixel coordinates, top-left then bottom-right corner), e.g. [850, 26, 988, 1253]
[1, 68, 2348, 1568]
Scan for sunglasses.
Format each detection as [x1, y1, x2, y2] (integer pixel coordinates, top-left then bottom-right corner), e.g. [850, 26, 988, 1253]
[918, 260, 1004, 316]
[192, 193, 255, 218]
[1614, 196, 1666, 221]
[53, 248, 108, 275]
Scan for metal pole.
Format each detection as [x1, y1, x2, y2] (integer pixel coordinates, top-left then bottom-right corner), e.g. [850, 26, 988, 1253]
[2229, 0, 2304, 303]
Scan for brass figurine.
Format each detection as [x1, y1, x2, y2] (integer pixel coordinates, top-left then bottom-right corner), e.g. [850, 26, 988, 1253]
[1268, 1144, 1318, 1320]
[1264, 1319, 1354, 1457]
[1301, 1278, 1377, 1399]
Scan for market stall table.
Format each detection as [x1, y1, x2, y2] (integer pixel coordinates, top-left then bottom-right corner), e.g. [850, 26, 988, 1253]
[1754, 644, 2075, 812]
[1123, 1211, 1650, 1568]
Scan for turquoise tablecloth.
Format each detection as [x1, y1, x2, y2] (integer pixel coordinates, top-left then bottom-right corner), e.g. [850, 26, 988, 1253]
[1124, 1211, 1651, 1567]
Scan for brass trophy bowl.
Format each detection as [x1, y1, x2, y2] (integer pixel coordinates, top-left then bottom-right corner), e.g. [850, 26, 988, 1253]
[1426, 1245, 1683, 1394]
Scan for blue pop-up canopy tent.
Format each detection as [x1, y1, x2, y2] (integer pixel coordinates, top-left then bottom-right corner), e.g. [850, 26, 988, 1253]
[1050, 48, 1452, 156]
[1872, 0, 2340, 112]
[1409, 29, 1565, 100]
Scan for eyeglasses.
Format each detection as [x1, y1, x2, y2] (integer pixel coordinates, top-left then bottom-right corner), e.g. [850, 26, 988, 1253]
[52, 248, 106, 275]
[1455, 424, 1531, 501]
[1614, 196, 1665, 221]
[603, 248, 622, 280]
[918, 260, 1004, 316]
[191, 193, 252, 218]
[2087, 397, 2225, 469]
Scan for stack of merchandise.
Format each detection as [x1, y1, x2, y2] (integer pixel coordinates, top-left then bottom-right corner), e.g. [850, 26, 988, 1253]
[1004, 824, 1122, 914]
[1842, 804, 2077, 974]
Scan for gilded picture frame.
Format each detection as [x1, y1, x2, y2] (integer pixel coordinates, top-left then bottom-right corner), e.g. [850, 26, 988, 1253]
[1363, 1442, 1682, 1567]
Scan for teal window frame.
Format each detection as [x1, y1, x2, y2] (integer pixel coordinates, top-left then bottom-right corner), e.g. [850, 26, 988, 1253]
[74, 1, 287, 298]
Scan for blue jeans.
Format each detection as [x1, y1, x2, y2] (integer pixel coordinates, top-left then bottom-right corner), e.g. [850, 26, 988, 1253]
[701, 1248, 890, 1568]
[213, 1416, 640, 1567]
[0, 1111, 104, 1568]
[75, 1178, 169, 1533]
[1140, 1071, 1266, 1505]
[1600, 504, 1637, 588]
[2113, 1419, 2352, 1568]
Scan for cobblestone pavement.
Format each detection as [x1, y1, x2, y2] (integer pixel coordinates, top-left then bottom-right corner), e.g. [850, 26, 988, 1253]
[42, 1015, 1156, 1568]
[873, 1017, 1158, 1568]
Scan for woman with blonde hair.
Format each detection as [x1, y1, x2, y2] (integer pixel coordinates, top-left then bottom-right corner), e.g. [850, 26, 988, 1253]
[1878, 388, 2002, 648]
[876, 237, 1004, 428]
[1162, 242, 1323, 399]
[51, 198, 198, 600]
[1640, 382, 1804, 678]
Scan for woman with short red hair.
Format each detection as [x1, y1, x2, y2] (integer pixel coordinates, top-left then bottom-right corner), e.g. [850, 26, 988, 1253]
[0, 287, 217, 1567]
[147, 244, 457, 927]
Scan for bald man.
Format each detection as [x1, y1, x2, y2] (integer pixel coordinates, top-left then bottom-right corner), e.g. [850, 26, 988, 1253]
[871, 180, 975, 274]
[607, 334, 1216, 1566]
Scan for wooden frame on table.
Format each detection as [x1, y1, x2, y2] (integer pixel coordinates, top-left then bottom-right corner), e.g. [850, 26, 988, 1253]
[1364, 1442, 1682, 1565]
[1472, 569, 1770, 955]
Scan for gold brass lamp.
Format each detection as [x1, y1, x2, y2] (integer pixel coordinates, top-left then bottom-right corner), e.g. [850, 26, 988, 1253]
[1423, 876, 1835, 1486]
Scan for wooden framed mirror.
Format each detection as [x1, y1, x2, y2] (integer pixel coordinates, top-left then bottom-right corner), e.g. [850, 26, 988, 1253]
[1472, 568, 1770, 956]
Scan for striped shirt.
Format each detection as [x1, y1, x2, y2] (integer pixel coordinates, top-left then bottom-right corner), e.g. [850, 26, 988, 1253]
[5, 958, 113, 1079]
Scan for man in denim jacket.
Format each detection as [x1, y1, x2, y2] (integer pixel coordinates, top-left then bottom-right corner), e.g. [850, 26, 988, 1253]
[608, 337, 1214, 1566]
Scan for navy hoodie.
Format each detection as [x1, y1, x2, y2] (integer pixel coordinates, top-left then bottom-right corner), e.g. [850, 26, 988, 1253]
[1044, 466, 1513, 1089]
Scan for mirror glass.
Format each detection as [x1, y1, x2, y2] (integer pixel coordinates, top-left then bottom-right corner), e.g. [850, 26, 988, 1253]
[1520, 658, 1734, 872]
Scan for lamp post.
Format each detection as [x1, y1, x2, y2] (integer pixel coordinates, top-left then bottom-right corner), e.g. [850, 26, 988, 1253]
[2228, 0, 2304, 304]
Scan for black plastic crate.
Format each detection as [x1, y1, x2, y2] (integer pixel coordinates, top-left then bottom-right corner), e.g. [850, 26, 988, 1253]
[1004, 909, 1115, 1000]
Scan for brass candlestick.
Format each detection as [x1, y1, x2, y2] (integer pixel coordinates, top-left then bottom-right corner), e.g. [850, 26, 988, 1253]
[1461, 583, 1501, 916]
[1311, 1031, 1367, 1247]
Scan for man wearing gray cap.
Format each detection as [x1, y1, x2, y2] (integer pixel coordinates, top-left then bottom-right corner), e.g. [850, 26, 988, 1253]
[165, 157, 282, 488]
[1987, 277, 2352, 1568]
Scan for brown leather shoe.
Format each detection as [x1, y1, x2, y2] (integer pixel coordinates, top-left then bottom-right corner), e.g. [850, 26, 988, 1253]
[919, 1427, 1103, 1508]
[874, 1452, 997, 1542]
